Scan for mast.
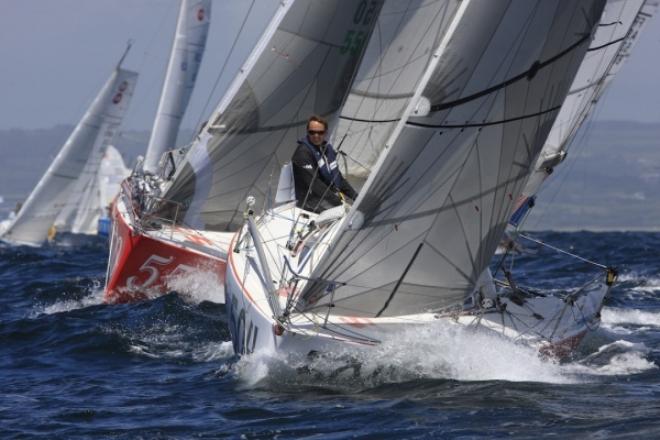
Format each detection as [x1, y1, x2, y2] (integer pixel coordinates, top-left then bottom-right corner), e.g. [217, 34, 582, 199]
[143, 0, 212, 174]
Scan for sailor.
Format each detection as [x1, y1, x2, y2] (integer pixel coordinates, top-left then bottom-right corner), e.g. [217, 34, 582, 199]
[292, 115, 357, 213]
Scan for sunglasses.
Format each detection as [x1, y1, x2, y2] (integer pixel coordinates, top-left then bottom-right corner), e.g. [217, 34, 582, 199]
[308, 130, 326, 136]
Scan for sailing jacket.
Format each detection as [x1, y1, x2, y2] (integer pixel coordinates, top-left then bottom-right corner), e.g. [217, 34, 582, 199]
[292, 136, 357, 213]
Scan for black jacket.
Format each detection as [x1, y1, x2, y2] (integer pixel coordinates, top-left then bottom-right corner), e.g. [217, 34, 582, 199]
[292, 137, 357, 213]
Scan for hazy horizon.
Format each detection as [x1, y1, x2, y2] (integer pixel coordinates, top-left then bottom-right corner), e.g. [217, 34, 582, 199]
[0, 0, 659, 134]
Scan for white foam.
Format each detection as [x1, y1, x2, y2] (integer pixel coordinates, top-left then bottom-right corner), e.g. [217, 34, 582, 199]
[564, 340, 657, 377]
[31, 281, 105, 316]
[164, 266, 225, 304]
[601, 307, 660, 328]
[123, 321, 234, 362]
[617, 272, 660, 293]
[234, 321, 575, 388]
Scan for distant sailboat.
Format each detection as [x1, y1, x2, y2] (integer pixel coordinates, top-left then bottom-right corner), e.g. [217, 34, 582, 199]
[225, 0, 607, 357]
[0, 48, 138, 246]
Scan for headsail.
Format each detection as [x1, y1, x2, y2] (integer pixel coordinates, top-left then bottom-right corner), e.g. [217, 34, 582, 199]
[300, 0, 606, 317]
[64, 145, 130, 235]
[1, 67, 137, 246]
[143, 0, 212, 173]
[159, 0, 384, 231]
[511, 0, 655, 217]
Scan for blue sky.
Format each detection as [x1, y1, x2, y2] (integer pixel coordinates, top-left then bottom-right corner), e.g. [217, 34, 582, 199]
[0, 0, 658, 132]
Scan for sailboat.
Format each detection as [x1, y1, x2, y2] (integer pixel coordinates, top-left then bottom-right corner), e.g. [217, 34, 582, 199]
[103, 0, 228, 303]
[225, 0, 609, 357]
[0, 48, 138, 247]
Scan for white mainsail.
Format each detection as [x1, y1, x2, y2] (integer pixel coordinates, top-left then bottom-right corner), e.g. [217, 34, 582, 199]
[333, 0, 463, 182]
[143, 0, 212, 174]
[510, 0, 655, 220]
[1, 67, 138, 246]
[159, 0, 385, 231]
[299, 0, 606, 317]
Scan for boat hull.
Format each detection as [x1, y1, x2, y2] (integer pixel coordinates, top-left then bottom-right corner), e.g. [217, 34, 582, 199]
[104, 188, 230, 304]
[226, 218, 610, 359]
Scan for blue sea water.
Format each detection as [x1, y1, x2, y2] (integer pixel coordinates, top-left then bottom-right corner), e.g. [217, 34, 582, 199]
[1, 232, 659, 438]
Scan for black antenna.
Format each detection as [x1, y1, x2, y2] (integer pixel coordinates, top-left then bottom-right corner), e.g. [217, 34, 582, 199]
[116, 39, 134, 69]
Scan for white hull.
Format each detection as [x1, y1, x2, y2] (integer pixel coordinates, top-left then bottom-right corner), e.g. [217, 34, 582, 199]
[225, 204, 610, 359]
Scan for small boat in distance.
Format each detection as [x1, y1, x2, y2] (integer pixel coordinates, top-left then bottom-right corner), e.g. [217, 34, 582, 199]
[0, 46, 138, 247]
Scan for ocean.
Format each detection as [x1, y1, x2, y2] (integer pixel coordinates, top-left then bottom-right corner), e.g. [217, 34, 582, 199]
[1, 231, 658, 438]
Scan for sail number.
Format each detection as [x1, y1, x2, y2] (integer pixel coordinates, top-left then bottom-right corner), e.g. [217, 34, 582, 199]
[340, 0, 379, 55]
[126, 254, 174, 290]
[228, 293, 259, 355]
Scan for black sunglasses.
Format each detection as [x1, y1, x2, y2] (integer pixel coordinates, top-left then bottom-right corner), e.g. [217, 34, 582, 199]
[308, 130, 325, 135]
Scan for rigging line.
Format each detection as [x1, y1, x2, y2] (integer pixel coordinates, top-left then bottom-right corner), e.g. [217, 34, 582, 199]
[406, 104, 562, 129]
[193, 0, 257, 133]
[429, 33, 591, 113]
[517, 233, 608, 269]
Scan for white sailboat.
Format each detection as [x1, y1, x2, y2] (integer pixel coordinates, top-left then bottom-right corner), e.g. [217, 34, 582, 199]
[104, 0, 216, 303]
[0, 50, 138, 247]
[225, 0, 609, 357]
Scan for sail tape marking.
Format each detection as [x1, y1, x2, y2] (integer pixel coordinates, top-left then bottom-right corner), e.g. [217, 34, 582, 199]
[376, 242, 424, 317]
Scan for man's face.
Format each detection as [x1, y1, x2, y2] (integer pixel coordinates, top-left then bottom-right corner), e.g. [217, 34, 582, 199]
[307, 120, 326, 147]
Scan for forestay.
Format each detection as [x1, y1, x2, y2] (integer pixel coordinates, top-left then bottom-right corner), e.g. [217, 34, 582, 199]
[159, 0, 384, 231]
[300, 0, 606, 317]
[1, 68, 138, 246]
[513, 0, 654, 213]
[143, 0, 212, 173]
[333, 0, 463, 181]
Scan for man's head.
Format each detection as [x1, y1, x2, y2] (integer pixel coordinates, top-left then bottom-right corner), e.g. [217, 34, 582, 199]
[306, 115, 328, 147]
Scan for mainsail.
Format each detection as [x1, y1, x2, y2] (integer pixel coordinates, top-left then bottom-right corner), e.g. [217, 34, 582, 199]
[1, 67, 138, 246]
[159, 0, 384, 231]
[300, 0, 606, 317]
[143, 0, 212, 174]
[511, 0, 654, 218]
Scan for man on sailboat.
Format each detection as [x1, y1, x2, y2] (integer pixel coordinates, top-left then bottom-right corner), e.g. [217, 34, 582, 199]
[292, 115, 357, 213]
